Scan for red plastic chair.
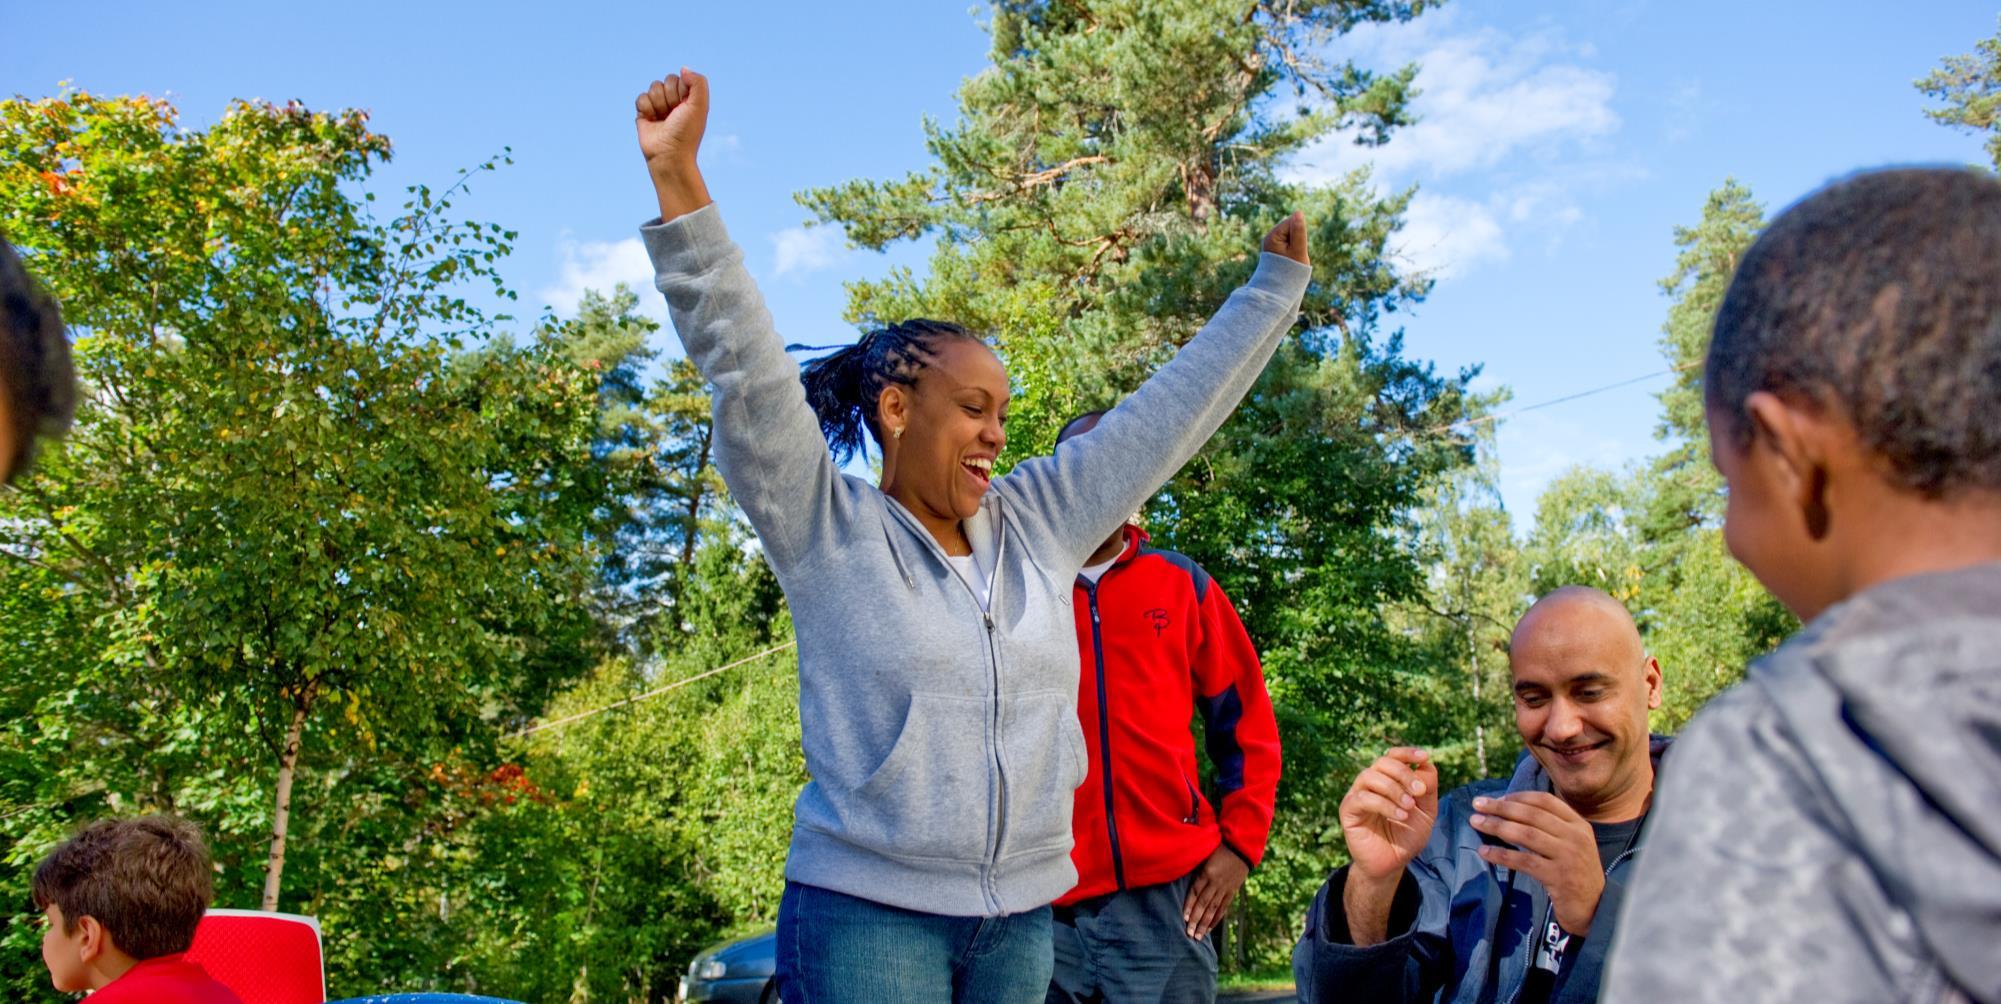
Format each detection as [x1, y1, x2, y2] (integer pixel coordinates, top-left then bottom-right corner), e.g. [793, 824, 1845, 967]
[184, 909, 327, 1004]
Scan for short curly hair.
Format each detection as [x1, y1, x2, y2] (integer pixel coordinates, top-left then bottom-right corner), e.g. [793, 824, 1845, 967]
[1706, 167, 2001, 498]
[32, 815, 215, 959]
[0, 236, 76, 481]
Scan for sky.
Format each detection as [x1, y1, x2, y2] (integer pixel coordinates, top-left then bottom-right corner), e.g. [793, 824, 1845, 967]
[4, 1, 1995, 522]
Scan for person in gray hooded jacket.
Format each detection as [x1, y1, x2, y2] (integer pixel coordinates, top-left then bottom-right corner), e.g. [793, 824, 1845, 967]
[1602, 167, 2001, 1003]
[631, 69, 1311, 1004]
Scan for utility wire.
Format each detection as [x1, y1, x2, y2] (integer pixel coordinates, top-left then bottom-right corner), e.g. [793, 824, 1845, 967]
[1420, 360, 1700, 439]
[506, 640, 798, 740]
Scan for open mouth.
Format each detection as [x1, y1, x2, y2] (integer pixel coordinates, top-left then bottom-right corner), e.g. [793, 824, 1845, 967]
[961, 456, 993, 486]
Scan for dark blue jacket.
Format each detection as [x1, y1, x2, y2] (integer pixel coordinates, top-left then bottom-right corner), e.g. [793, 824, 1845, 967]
[1293, 737, 1670, 1004]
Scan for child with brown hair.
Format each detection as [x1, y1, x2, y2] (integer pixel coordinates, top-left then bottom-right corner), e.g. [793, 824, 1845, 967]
[33, 815, 242, 1003]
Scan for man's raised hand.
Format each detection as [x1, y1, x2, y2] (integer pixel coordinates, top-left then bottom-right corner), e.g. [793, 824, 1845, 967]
[635, 69, 713, 221]
[1339, 747, 1438, 882]
[1262, 211, 1310, 266]
[1337, 747, 1437, 946]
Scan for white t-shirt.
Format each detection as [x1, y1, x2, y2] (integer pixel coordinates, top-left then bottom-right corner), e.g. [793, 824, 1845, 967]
[1078, 556, 1117, 585]
[945, 552, 993, 610]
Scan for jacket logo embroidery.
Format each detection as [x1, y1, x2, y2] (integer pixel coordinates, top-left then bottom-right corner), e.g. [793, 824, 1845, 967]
[1142, 608, 1170, 637]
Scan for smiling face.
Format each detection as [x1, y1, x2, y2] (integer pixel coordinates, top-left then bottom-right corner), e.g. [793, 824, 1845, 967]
[878, 337, 1009, 525]
[1509, 587, 1662, 821]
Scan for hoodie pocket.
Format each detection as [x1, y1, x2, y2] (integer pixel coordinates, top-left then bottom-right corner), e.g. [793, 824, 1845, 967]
[998, 689, 1088, 860]
[835, 691, 991, 863]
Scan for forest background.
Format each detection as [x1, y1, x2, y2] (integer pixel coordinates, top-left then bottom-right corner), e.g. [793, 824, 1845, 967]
[1, 2, 1997, 999]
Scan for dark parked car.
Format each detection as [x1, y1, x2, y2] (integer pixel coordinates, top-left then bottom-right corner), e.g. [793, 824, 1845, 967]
[679, 929, 778, 1003]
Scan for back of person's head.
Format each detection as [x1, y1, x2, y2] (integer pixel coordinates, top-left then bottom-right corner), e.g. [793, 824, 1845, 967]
[32, 815, 215, 960]
[0, 236, 77, 481]
[1707, 167, 2001, 498]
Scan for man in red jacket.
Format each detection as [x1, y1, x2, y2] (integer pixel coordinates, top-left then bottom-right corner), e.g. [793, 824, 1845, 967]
[1048, 412, 1283, 1004]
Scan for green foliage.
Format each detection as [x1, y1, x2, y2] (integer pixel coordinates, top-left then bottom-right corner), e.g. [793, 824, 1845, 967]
[0, 91, 606, 998]
[1387, 443, 1526, 789]
[1918, 16, 2001, 171]
[431, 541, 795, 1002]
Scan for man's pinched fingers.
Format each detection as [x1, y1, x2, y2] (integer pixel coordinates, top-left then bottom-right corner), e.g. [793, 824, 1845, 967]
[1358, 764, 1418, 808]
[1475, 842, 1548, 878]
[1476, 793, 1576, 838]
[1371, 753, 1432, 794]
[1469, 807, 1566, 859]
[1503, 791, 1585, 822]
[1344, 787, 1410, 826]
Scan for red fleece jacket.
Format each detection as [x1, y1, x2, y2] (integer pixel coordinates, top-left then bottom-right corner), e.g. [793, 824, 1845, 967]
[1059, 525, 1282, 905]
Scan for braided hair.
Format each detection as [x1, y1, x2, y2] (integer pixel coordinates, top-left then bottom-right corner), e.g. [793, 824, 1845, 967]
[799, 319, 978, 463]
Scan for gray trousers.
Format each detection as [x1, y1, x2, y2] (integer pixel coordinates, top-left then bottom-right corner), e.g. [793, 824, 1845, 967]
[1046, 868, 1218, 1004]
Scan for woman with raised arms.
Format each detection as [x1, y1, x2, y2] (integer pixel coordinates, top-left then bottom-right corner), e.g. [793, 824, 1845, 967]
[632, 68, 1310, 1004]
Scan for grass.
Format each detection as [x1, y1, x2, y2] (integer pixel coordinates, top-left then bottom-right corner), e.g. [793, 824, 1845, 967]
[1217, 963, 1295, 992]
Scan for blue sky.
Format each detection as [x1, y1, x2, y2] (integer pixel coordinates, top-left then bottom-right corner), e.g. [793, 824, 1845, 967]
[5, 1, 1994, 521]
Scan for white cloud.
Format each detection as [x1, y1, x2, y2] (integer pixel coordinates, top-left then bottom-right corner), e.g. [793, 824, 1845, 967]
[1287, 23, 1619, 187]
[1391, 192, 1509, 280]
[1276, 16, 1622, 281]
[771, 225, 849, 278]
[540, 235, 658, 319]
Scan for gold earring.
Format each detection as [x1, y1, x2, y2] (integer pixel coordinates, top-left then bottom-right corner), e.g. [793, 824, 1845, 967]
[893, 426, 904, 440]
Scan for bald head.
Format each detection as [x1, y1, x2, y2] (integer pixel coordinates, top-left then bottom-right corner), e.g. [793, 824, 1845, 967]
[1509, 586, 1662, 821]
[1510, 586, 1645, 667]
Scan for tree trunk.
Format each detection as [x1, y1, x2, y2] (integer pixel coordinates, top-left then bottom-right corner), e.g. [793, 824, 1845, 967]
[1468, 620, 1488, 777]
[677, 424, 713, 572]
[261, 698, 311, 911]
[1183, 160, 1218, 229]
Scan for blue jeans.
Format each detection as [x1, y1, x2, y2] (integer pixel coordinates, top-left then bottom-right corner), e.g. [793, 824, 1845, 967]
[1046, 867, 1217, 1003]
[776, 881, 1054, 1003]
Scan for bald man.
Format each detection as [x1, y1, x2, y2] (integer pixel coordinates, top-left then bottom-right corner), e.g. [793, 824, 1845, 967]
[1292, 587, 1669, 1004]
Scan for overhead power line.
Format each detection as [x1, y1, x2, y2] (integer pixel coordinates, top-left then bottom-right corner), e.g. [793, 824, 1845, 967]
[506, 640, 798, 740]
[1421, 360, 1700, 439]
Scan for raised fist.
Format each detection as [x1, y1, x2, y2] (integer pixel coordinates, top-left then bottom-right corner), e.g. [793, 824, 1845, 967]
[634, 69, 709, 181]
[1262, 211, 1310, 266]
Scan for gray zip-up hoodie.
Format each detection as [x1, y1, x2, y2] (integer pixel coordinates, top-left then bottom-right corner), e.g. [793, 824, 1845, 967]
[642, 205, 1309, 918]
[1604, 562, 2001, 1003]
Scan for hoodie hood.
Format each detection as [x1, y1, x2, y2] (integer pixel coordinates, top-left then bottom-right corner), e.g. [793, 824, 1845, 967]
[1759, 560, 2001, 997]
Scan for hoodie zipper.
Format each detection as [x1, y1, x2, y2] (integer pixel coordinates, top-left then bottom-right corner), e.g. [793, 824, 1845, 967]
[1081, 577, 1128, 891]
[886, 496, 1010, 914]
